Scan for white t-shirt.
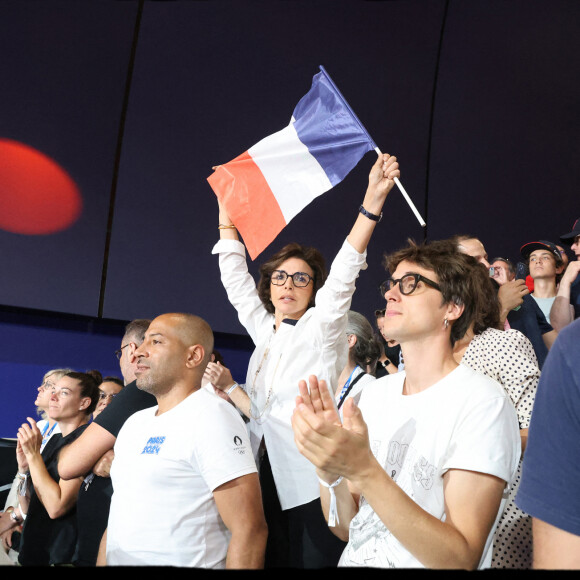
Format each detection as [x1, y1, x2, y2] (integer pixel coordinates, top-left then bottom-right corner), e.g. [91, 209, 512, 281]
[107, 388, 257, 567]
[338, 364, 521, 569]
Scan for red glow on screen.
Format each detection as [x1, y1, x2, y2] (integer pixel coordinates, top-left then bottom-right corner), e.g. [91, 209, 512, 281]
[0, 139, 82, 235]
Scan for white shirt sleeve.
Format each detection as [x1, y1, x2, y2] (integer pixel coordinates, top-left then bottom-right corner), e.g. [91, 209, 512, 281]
[212, 238, 272, 343]
[193, 394, 257, 491]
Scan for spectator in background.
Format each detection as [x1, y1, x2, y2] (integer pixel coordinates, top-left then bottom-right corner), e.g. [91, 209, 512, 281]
[454, 235, 555, 368]
[374, 308, 401, 375]
[1, 368, 72, 564]
[34, 369, 73, 449]
[491, 257, 515, 286]
[9, 371, 101, 566]
[550, 218, 580, 331]
[334, 311, 380, 414]
[520, 240, 565, 324]
[515, 318, 580, 569]
[452, 235, 529, 326]
[58, 319, 154, 567]
[92, 377, 124, 420]
[451, 256, 540, 568]
[555, 243, 570, 271]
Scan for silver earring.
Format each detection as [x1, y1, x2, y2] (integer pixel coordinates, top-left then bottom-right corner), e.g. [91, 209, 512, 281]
[444, 317, 449, 329]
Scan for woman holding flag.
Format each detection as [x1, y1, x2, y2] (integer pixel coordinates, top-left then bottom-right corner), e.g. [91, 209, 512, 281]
[207, 152, 400, 568]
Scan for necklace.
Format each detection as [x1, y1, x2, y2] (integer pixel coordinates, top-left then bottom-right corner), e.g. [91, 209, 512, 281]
[249, 330, 281, 422]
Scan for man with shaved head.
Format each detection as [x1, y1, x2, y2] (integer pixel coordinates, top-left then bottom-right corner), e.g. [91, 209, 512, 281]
[100, 313, 267, 568]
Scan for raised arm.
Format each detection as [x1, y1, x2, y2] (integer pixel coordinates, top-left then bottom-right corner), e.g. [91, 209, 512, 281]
[213, 473, 268, 569]
[347, 153, 399, 254]
[550, 261, 580, 332]
[218, 199, 240, 242]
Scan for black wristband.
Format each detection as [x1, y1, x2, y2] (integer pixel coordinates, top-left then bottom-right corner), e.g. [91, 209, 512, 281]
[359, 205, 383, 222]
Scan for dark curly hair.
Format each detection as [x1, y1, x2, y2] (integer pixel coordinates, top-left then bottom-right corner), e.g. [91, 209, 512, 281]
[257, 242, 327, 314]
[383, 238, 500, 345]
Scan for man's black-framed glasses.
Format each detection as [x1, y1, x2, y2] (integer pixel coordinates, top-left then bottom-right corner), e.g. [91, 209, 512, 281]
[379, 273, 441, 297]
[270, 270, 314, 287]
[114, 343, 131, 360]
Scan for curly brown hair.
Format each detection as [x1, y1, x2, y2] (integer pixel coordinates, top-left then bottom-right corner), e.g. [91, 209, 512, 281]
[383, 238, 500, 345]
[257, 243, 327, 314]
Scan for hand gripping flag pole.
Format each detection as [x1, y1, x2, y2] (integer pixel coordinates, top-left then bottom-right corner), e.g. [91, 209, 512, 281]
[319, 66, 426, 228]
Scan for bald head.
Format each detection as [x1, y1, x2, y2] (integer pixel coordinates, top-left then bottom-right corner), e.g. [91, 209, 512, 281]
[156, 313, 214, 366]
[134, 313, 215, 401]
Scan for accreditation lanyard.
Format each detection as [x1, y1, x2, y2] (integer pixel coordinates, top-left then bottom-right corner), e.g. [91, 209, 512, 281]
[40, 421, 56, 452]
[337, 366, 365, 410]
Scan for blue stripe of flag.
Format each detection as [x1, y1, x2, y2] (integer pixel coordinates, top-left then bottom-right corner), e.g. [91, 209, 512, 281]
[292, 68, 375, 186]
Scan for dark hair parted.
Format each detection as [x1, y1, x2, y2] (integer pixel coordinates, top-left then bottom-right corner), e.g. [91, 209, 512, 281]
[383, 238, 501, 345]
[102, 376, 124, 388]
[257, 242, 327, 314]
[65, 370, 103, 415]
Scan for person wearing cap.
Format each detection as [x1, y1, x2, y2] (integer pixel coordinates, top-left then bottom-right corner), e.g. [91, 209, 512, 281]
[550, 218, 580, 332]
[520, 240, 565, 325]
[495, 241, 559, 369]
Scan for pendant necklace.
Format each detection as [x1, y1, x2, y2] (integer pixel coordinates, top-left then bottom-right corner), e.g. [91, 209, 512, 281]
[249, 329, 281, 423]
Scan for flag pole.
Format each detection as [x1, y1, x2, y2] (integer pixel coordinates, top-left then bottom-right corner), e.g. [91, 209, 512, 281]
[319, 66, 426, 227]
[374, 147, 426, 227]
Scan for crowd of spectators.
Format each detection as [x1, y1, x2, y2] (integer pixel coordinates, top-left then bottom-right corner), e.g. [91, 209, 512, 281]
[0, 156, 578, 568]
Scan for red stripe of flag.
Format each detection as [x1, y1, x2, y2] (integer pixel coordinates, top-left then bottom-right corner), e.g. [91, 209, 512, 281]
[208, 151, 286, 260]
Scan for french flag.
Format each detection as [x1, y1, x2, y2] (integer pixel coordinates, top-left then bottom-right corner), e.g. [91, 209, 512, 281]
[207, 66, 376, 260]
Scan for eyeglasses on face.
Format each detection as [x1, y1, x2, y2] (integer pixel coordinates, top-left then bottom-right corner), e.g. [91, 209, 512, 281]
[99, 391, 118, 401]
[270, 270, 314, 287]
[379, 273, 441, 297]
[114, 343, 132, 360]
[39, 379, 55, 391]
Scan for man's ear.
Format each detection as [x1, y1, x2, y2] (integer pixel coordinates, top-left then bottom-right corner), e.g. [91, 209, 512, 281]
[127, 342, 138, 362]
[446, 300, 465, 323]
[185, 344, 205, 369]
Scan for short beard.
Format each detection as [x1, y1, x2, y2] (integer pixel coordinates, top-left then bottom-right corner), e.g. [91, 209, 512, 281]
[136, 374, 156, 395]
[136, 374, 171, 399]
